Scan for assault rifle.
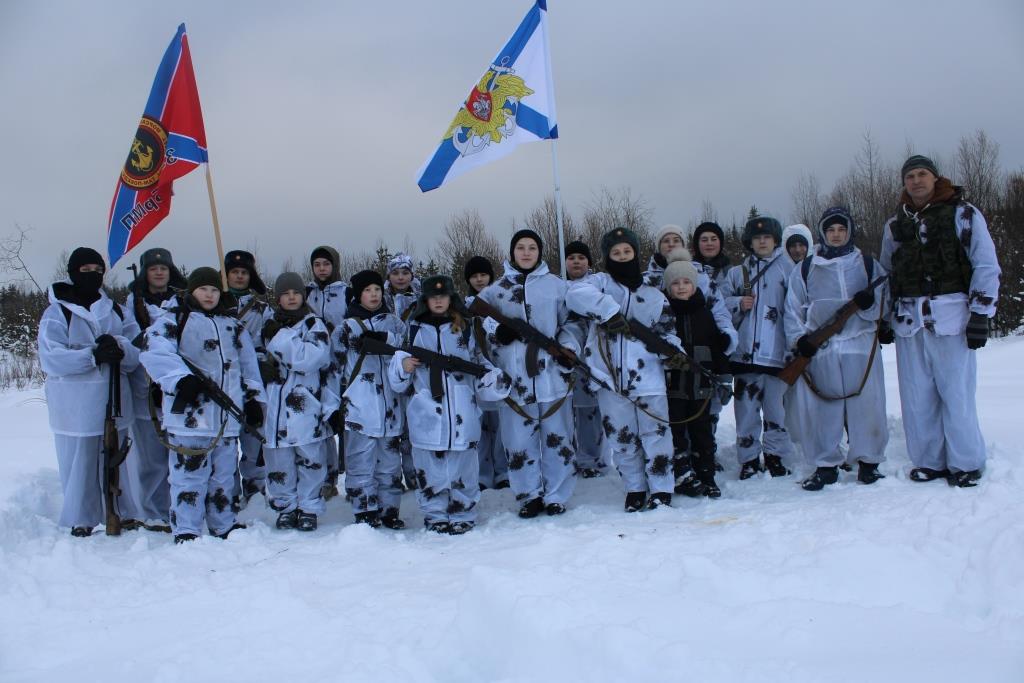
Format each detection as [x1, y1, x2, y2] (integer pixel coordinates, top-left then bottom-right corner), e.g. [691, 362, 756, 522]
[467, 297, 613, 392]
[171, 356, 266, 443]
[778, 275, 888, 386]
[626, 319, 718, 384]
[102, 360, 131, 536]
[358, 335, 488, 401]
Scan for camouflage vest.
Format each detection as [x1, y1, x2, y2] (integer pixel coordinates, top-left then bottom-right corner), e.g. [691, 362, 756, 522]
[889, 201, 973, 298]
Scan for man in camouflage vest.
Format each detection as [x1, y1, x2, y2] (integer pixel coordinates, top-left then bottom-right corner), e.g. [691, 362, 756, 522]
[880, 155, 1001, 487]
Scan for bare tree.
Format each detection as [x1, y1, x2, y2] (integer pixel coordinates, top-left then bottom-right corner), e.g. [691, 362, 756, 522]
[826, 131, 900, 256]
[0, 224, 44, 292]
[520, 195, 579, 275]
[51, 248, 70, 283]
[954, 129, 1003, 213]
[790, 172, 826, 229]
[428, 208, 504, 291]
[698, 198, 718, 225]
[580, 186, 655, 265]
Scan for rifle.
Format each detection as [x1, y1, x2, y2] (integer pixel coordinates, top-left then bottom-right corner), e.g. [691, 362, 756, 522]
[359, 335, 488, 401]
[171, 355, 266, 443]
[102, 360, 131, 536]
[778, 275, 888, 386]
[467, 297, 613, 392]
[626, 319, 718, 384]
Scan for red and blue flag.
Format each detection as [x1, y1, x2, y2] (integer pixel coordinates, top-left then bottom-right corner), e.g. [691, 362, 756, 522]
[107, 23, 207, 266]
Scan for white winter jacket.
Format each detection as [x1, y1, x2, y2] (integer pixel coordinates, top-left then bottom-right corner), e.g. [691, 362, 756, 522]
[722, 247, 797, 369]
[38, 283, 140, 436]
[306, 280, 349, 330]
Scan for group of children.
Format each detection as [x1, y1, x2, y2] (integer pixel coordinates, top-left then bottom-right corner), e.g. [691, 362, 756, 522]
[41, 162, 1000, 541]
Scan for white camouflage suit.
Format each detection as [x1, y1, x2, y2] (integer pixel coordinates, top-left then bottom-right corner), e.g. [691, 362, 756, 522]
[38, 284, 141, 529]
[721, 247, 798, 466]
[140, 299, 266, 537]
[565, 271, 606, 475]
[260, 311, 338, 516]
[332, 307, 408, 519]
[785, 246, 889, 469]
[465, 294, 509, 488]
[880, 193, 1000, 474]
[567, 273, 681, 496]
[232, 290, 272, 502]
[384, 277, 422, 485]
[388, 317, 510, 526]
[477, 261, 581, 506]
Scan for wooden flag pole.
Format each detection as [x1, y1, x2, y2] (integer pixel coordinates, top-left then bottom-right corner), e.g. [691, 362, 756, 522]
[204, 164, 228, 291]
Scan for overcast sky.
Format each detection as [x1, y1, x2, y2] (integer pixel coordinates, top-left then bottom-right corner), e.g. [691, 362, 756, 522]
[1, 0, 1022, 285]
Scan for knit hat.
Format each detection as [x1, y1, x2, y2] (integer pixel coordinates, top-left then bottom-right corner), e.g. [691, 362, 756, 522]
[741, 216, 782, 251]
[564, 240, 592, 265]
[421, 274, 457, 299]
[223, 250, 267, 294]
[187, 267, 222, 293]
[901, 155, 939, 179]
[691, 221, 725, 248]
[67, 247, 105, 274]
[662, 248, 699, 290]
[386, 252, 414, 275]
[655, 224, 685, 249]
[348, 269, 384, 305]
[463, 255, 495, 284]
[138, 248, 186, 289]
[273, 271, 306, 300]
[509, 229, 543, 260]
[600, 227, 640, 259]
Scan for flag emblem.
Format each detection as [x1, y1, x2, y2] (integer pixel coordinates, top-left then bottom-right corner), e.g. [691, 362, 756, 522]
[445, 64, 534, 157]
[121, 116, 168, 189]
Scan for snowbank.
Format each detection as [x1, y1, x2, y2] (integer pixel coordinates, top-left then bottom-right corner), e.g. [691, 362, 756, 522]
[1, 342, 1022, 682]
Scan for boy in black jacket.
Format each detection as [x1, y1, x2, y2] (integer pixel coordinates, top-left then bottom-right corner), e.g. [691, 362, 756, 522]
[663, 249, 736, 498]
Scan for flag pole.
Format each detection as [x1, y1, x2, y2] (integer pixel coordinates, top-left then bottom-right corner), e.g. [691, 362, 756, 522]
[551, 140, 567, 280]
[204, 164, 228, 291]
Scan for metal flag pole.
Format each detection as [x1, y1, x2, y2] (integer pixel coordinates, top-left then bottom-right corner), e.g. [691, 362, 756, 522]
[204, 164, 229, 291]
[551, 140, 567, 280]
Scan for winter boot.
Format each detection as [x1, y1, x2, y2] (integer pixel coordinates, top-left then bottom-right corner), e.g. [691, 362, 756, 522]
[494, 479, 511, 490]
[425, 520, 450, 534]
[70, 526, 93, 538]
[448, 521, 475, 535]
[763, 454, 791, 477]
[143, 519, 172, 533]
[801, 466, 839, 491]
[321, 482, 340, 501]
[276, 510, 299, 530]
[174, 533, 198, 544]
[297, 511, 318, 532]
[909, 467, 950, 483]
[518, 497, 545, 519]
[947, 470, 981, 488]
[624, 491, 648, 513]
[545, 502, 567, 516]
[675, 469, 707, 497]
[578, 468, 603, 479]
[857, 461, 885, 485]
[381, 508, 406, 530]
[739, 458, 763, 480]
[645, 492, 672, 510]
[214, 523, 247, 539]
[354, 511, 382, 528]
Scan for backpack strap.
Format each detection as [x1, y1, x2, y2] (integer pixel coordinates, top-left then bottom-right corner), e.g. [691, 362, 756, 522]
[801, 256, 813, 283]
[863, 254, 874, 281]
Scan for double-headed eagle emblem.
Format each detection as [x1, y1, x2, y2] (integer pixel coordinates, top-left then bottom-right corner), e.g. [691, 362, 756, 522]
[444, 64, 534, 157]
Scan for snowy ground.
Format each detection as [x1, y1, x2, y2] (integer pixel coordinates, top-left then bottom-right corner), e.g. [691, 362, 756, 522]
[1, 341, 1022, 682]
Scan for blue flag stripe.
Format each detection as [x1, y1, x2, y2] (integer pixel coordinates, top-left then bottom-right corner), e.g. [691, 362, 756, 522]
[514, 104, 552, 140]
[167, 133, 209, 165]
[107, 184, 137, 264]
[143, 24, 186, 120]
[417, 139, 461, 192]
[493, 4, 541, 67]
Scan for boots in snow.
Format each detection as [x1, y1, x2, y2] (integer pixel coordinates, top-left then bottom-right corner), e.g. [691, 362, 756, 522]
[297, 511, 318, 531]
[947, 470, 981, 488]
[448, 521, 475, 535]
[143, 519, 172, 533]
[214, 523, 247, 539]
[675, 469, 707, 497]
[276, 510, 299, 530]
[739, 458, 763, 480]
[857, 461, 885, 485]
[70, 526, 93, 537]
[354, 511, 382, 528]
[645, 492, 672, 510]
[801, 466, 839, 491]
[518, 497, 545, 519]
[763, 454, 791, 477]
[624, 491, 647, 513]
[425, 520, 450, 534]
[545, 503, 567, 516]
[174, 533, 198, 544]
[380, 508, 406, 529]
[909, 467, 949, 483]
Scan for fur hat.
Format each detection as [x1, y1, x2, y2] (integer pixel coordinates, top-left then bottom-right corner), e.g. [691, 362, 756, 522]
[463, 255, 495, 284]
[137, 248, 186, 290]
[655, 224, 686, 249]
[564, 240, 592, 265]
[421, 274, 457, 299]
[901, 154, 939, 179]
[223, 250, 267, 294]
[348, 269, 384, 305]
[741, 216, 782, 252]
[386, 252, 414, 275]
[187, 267, 222, 293]
[600, 227, 640, 259]
[273, 271, 306, 300]
[67, 247, 105, 274]
[662, 248, 699, 290]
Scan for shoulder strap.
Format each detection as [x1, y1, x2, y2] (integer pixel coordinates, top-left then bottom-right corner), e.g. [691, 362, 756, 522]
[112, 302, 124, 321]
[801, 256, 813, 283]
[863, 254, 874, 281]
[58, 303, 72, 327]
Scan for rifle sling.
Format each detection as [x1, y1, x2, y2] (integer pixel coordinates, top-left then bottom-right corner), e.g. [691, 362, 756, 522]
[800, 316, 882, 402]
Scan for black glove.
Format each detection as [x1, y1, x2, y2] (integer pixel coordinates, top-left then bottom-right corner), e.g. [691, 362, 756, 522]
[258, 358, 279, 385]
[244, 399, 264, 428]
[796, 335, 818, 358]
[149, 382, 163, 408]
[601, 313, 630, 336]
[878, 322, 895, 345]
[853, 288, 875, 311]
[174, 374, 205, 408]
[262, 319, 283, 343]
[327, 410, 343, 433]
[665, 353, 690, 370]
[93, 336, 125, 365]
[966, 313, 989, 350]
[712, 332, 732, 353]
[494, 323, 521, 345]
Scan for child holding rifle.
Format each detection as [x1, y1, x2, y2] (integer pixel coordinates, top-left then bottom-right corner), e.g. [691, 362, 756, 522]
[388, 276, 510, 534]
[38, 248, 141, 537]
[566, 228, 686, 511]
[784, 208, 888, 491]
[140, 267, 266, 544]
[259, 273, 337, 531]
[332, 270, 408, 529]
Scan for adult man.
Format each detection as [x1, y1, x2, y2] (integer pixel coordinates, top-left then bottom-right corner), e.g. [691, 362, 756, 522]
[880, 156, 1000, 487]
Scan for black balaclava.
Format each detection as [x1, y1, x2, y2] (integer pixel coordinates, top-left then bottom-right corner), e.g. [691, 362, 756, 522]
[601, 228, 643, 290]
[509, 229, 543, 275]
[67, 247, 105, 307]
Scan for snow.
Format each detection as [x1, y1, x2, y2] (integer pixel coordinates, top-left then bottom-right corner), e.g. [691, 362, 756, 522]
[2, 341, 1023, 682]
